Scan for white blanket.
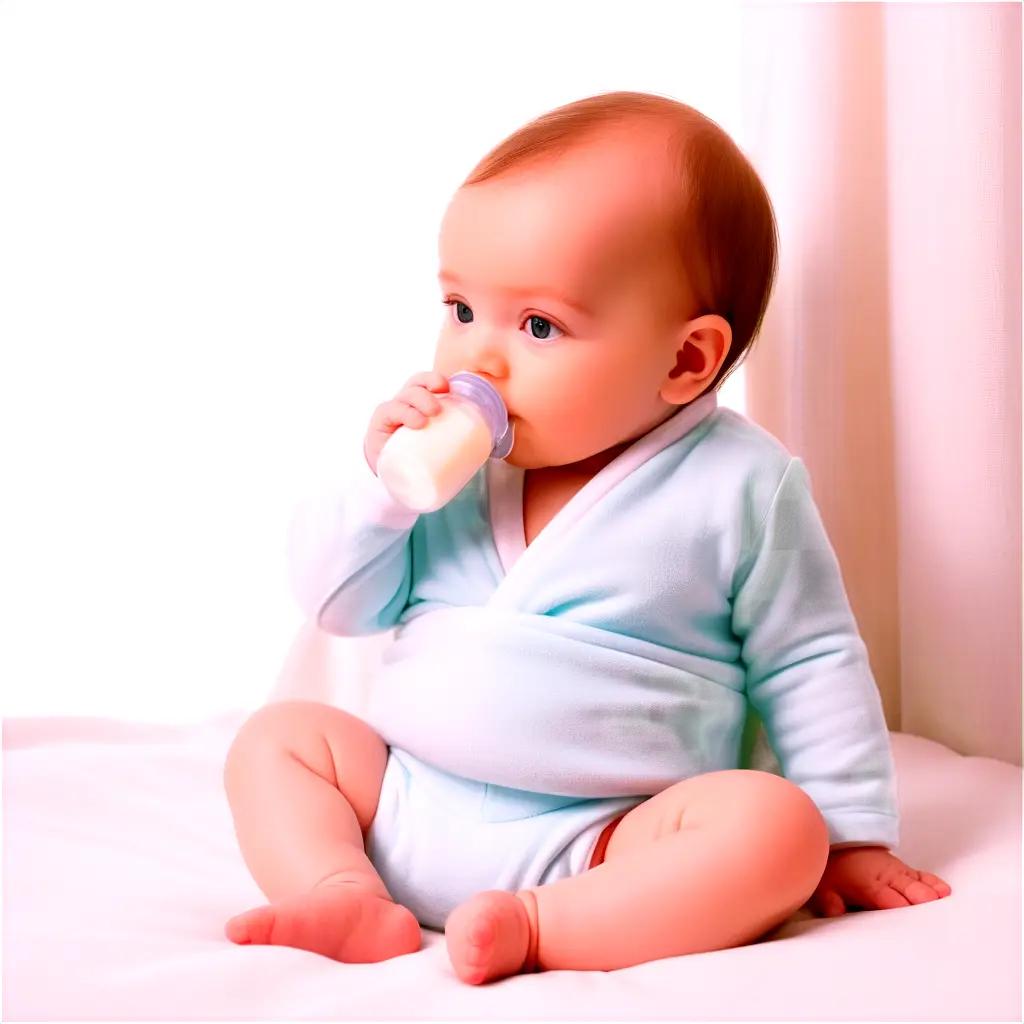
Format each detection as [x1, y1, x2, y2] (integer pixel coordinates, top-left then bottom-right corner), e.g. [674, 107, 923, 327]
[4, 713, 1020, 1020]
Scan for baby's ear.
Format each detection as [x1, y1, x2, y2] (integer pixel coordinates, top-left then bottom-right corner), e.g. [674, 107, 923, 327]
[668, 339, 707, 379]
[660, 314, 731, 404]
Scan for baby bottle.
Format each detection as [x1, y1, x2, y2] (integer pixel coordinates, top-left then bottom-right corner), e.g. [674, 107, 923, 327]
[376, 371, 515, 513]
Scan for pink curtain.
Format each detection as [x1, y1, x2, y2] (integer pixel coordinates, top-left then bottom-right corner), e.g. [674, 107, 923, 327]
[739, 1, 1021, 765]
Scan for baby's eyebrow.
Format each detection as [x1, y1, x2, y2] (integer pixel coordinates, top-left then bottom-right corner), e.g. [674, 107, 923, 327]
[438, 270, 595, 319]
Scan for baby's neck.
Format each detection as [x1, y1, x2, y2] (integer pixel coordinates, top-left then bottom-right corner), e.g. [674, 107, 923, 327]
[533, 440, 633, 481]
[537, 405, 682, 479]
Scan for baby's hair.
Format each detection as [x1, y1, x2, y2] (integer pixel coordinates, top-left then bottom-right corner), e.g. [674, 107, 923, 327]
[460, 91, 779, 393]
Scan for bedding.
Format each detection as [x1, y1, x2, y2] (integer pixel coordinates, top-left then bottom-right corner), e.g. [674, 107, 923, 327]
[4, 712, 1020, 1021]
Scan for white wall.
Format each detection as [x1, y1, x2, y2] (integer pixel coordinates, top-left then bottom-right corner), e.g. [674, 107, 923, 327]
[1, 0, 745, 723]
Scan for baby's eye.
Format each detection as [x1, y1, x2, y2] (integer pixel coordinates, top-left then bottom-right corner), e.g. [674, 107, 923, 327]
[523, 313, 563, 343]
[442, 299, 564, 343]
[444, 298, 475, 325]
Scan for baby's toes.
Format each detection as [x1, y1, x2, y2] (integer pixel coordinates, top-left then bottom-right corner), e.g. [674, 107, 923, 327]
[465, 911, 499, 967]
[225, 906, 274, 944]
[445, 891, 531, 985]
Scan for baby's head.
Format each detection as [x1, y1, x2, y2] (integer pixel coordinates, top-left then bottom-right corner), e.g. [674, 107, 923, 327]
[433, 91, 778, 470]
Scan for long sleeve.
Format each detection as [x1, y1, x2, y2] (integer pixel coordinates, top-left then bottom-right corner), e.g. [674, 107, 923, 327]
[730, 457, 900, 851]
[286, 453, 421, 636]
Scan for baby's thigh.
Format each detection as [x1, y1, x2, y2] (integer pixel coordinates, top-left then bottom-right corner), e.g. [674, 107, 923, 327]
[223, 699, 389, 834]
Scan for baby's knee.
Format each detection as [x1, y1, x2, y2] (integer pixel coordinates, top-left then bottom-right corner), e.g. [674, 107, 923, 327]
[223, 700, 331, 784]
[747, 773, 830, 891]
[223, 700, 387, 798]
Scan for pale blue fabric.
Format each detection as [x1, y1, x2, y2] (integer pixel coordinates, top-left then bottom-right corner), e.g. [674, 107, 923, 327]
[288, 401, 900, 851]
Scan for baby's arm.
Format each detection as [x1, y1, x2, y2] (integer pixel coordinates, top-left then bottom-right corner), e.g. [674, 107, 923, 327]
[731, 456, 900, 851]
[286, 458, 420, 635]
[287, 371, 450, 635]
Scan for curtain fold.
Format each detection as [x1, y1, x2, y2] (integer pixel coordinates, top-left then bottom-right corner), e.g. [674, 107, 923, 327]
[739, 1, 1021, 765]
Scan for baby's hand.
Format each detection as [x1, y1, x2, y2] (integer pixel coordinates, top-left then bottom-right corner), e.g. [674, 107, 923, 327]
[804, 846, 952, 916]
[363, 371, 450, 475]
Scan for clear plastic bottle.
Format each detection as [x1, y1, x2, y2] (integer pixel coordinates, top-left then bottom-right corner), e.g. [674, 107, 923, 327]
[376, 371, 515, 513]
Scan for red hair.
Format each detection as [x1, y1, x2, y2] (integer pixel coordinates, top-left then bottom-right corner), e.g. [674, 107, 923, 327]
[460, 91, 779, 393]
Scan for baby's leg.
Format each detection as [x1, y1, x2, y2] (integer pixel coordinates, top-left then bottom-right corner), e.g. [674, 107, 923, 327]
[222, 699, 420, 962]
[446, 769, 829, 981]
[520, 770, 829, 971]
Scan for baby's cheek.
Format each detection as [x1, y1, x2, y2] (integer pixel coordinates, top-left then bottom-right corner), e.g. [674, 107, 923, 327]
[532, 418, 588, 464]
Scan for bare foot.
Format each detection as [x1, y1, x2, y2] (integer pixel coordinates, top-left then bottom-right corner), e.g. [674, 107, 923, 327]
[225, 882, 421, 963]
[445, 889, 538, 985]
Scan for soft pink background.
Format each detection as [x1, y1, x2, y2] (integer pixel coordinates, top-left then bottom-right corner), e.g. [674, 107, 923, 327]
[740, 1, 1021, 766]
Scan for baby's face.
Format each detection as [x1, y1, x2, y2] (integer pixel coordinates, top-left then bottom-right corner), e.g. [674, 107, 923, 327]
[433, 128, 704, 471]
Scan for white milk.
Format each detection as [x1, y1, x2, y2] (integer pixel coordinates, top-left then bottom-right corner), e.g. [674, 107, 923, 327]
[376, 393, 494, 512]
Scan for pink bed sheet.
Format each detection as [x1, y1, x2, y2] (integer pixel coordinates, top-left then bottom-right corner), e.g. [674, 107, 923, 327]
[3, 713, 1020, 1021]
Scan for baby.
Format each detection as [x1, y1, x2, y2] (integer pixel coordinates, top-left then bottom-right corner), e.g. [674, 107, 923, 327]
[222, 91, 951, 984]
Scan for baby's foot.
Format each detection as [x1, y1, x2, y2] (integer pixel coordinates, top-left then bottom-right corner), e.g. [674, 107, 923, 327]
[225, 881, 421, 963]
[445, 889, 538, 985]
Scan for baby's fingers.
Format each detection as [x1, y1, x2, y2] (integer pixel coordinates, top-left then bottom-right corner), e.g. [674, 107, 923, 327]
[918, 871, 952, 896]
[398, 385, 444, 419]
[887, 871, 945, 905]
[374, 399, 428, 432]
[866, 883, 913, 909]
[402, 370, 450, 394]
[809, 888, 846, 917]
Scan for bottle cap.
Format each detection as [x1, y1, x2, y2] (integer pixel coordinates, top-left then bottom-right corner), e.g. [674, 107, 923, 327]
[447, 372, 515, 459]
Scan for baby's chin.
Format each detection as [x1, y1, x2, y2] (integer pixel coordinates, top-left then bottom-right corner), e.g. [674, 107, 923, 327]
[497, 441, 547, 471]
[497, 450, 537, 469]
[495, 422, 550, 469]
[494, 420, 616, 471]
[499, 449, 573, 471]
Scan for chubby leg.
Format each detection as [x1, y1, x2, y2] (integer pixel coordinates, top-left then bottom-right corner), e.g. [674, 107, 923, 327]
[445, 769, 829, 982]
[222, 699, 420, 962]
